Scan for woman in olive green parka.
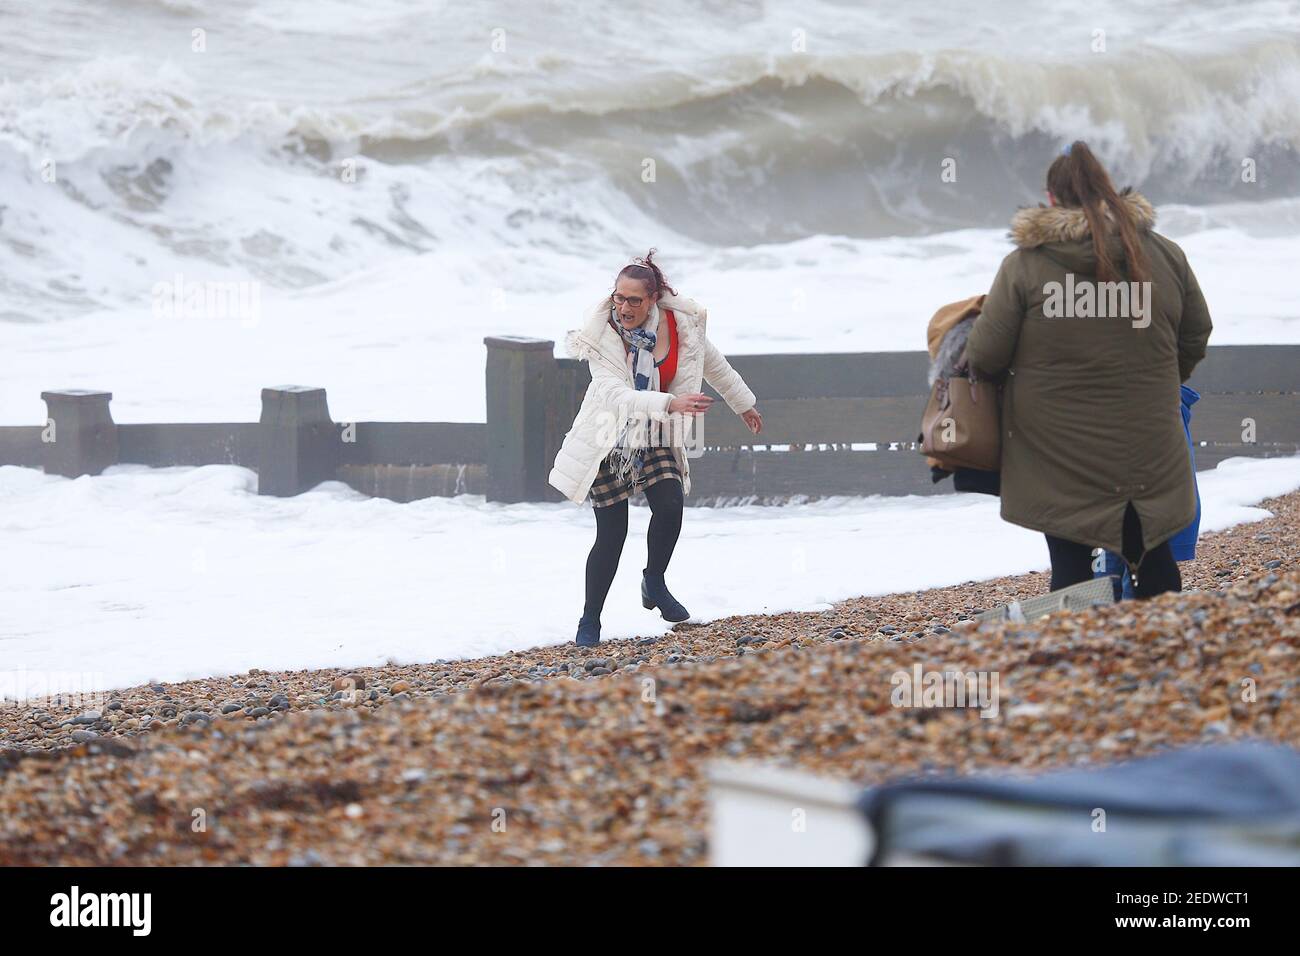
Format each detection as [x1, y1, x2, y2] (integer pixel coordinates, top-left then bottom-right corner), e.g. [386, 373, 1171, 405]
[966, 141, 1213, 598]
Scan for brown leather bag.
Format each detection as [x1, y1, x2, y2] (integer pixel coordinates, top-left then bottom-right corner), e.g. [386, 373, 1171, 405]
[918, 350, 1001, 472]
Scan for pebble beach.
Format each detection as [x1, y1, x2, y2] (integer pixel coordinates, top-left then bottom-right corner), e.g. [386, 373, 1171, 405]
[0, 491, 1295, 865]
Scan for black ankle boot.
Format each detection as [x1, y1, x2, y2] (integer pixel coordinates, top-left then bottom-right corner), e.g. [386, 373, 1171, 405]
[641, 570, 689, 623]
[575, 615, 601, 647]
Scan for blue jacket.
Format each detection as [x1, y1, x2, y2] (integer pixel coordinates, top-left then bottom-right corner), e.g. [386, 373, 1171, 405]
[1168, 385, 1202, 561]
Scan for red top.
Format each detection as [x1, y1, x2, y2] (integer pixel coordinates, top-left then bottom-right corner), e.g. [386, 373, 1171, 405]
[656, 309, 679, 390]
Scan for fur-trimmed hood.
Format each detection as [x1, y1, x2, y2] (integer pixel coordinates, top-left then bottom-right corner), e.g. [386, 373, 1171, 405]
[563, 291, 704, 362]
[1009, 191, 1156, 250]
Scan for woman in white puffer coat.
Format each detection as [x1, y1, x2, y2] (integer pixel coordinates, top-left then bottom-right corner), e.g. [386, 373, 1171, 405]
[549, 251, 762, 647]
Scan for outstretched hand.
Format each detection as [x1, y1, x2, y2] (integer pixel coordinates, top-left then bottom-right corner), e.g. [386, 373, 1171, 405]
[741, 407, 763, 435]
[668, 393, 714, 415]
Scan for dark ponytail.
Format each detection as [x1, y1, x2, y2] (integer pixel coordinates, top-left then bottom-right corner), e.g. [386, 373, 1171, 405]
[1046, 141, 1150, 284]
[615, 248, 677, 299]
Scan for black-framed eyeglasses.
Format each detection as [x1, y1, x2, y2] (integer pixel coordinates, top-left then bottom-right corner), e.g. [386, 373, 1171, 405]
[612, 294, 645, 307]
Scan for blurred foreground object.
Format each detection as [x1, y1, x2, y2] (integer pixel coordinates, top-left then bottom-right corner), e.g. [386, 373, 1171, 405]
[710, 743, 1300, 865]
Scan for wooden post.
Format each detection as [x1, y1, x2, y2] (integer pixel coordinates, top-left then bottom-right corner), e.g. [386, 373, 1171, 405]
[41, 389, 118, 478]
[484, 336, 556, 503]
[258, 386, 337, 496]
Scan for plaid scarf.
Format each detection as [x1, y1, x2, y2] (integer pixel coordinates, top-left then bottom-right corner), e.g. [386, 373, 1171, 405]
[607, 301, 661, 483]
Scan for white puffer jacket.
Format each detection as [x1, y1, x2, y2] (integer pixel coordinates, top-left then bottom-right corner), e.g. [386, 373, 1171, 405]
[548, 292, 757, 504]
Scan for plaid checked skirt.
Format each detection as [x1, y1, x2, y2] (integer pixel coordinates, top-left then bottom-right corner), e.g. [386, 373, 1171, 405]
[588, 446, 682, 508]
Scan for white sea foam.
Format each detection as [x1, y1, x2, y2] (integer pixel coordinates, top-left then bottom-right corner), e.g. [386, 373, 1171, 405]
[2, 453, 1296, 694]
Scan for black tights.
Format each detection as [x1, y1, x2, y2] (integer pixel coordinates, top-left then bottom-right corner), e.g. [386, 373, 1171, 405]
[583, 479, 683, 621]
[1044, 502, 1181, 599]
